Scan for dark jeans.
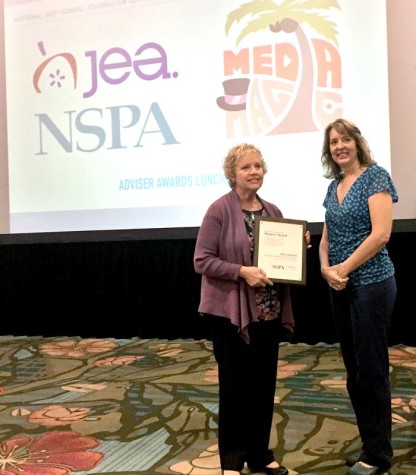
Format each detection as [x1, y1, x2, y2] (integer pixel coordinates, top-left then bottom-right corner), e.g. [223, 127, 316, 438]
[330, 276, 396, 470]
[207, 315, 282, 472]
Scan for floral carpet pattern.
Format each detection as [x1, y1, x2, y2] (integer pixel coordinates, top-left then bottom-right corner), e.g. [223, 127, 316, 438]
[0, 336, 415, 475]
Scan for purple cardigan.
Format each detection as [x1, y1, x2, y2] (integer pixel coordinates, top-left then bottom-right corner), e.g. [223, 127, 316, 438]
[194, 189, 294, 342]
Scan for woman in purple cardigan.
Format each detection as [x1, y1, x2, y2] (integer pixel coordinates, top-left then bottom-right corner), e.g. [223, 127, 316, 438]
[194, 143, 309, 475]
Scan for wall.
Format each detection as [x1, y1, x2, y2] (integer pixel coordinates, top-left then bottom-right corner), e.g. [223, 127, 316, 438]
[387, 0, 416, 220]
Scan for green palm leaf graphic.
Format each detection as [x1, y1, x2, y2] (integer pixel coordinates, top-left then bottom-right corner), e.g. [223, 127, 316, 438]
[225, 0, 340, 46]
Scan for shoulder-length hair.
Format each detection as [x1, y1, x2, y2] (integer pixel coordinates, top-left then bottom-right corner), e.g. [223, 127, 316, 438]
[321, 118, 376, 179]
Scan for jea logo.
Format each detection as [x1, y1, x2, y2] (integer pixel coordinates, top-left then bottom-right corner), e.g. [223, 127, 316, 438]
[32, 40, 179, 155]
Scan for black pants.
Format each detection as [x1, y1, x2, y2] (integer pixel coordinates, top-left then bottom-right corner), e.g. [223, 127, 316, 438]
[330, 276, 396, 471]
[208, 315, 282, 472]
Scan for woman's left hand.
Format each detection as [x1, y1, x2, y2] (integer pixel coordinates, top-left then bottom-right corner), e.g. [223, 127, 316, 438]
[331, 269, 348, 290]
[305, 230, 312, 249]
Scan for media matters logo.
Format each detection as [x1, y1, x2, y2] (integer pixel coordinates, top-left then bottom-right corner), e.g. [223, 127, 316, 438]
[217, 0, 342, 137]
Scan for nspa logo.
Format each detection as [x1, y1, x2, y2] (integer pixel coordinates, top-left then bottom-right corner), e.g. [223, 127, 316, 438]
[32, 40, 179, 154]
[216, 0, 343, 137]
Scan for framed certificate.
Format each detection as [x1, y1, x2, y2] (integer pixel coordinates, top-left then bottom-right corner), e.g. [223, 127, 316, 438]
[254, 216, 307, 285]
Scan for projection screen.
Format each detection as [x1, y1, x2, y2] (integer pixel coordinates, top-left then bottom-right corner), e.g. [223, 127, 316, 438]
[0, 0, 414, 241]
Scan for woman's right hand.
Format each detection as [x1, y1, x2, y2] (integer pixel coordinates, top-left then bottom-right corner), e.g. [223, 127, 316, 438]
[239, 265, 273, 287]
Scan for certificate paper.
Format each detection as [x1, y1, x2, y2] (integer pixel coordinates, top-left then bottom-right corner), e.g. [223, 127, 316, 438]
[254, 217, 307, 285]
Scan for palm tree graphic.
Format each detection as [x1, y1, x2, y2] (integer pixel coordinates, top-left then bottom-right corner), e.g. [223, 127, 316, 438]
[225, 0, 340, 133]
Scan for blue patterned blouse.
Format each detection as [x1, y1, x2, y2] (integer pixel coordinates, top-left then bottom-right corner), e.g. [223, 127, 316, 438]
[323, 165, 398, 286]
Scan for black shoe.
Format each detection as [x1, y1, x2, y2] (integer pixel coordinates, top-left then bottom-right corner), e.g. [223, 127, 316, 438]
[253, 466, 289, 475]
[346, 452, 363, 466]
[347, 461, 385, 475]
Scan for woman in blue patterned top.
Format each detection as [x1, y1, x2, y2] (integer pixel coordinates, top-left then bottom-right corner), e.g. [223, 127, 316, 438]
[319, 119, 398, 475]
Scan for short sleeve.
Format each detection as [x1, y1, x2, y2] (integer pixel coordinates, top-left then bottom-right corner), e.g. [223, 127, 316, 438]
[368, 166, 398, 203]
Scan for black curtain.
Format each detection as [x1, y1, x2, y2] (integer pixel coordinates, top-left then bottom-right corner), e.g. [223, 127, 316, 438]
[0, 231, 413, 346]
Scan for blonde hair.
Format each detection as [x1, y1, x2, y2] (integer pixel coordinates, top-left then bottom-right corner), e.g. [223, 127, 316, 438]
[223, 143, 268, 188]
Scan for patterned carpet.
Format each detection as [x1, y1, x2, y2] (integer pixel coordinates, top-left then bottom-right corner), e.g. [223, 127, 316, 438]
[0, 336, 415, 475]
